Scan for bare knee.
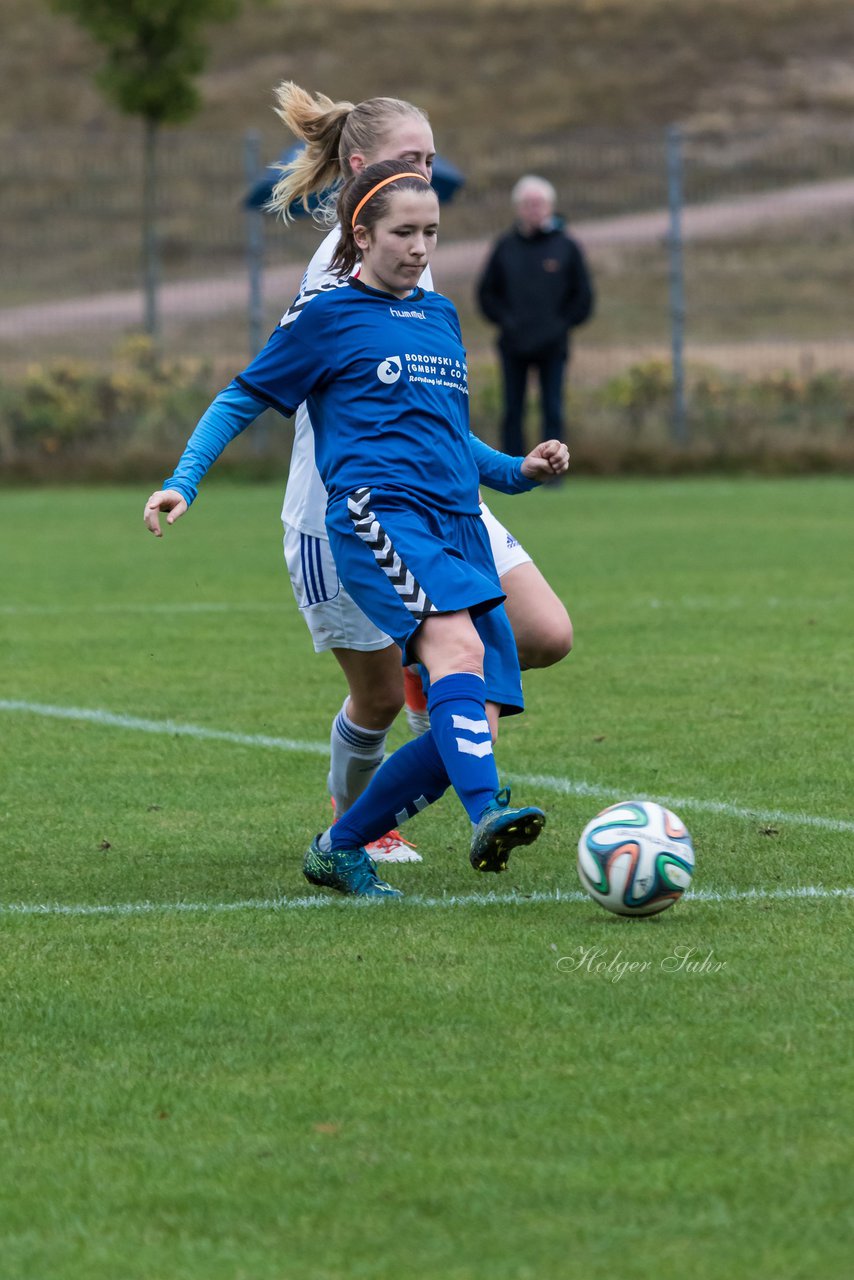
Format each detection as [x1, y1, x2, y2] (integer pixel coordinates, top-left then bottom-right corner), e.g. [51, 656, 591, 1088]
[501, 561, 573, 670]
[518, 610, 573, 669]
[440, 634, 485, 677]
[414, 613, 485, 684]
[348, 681, 404, 728]
[333, 645, 404, 730]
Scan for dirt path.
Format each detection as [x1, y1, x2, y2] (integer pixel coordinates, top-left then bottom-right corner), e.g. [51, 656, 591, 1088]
[2, 177, 853, 341]
[572, 339, 854, 381]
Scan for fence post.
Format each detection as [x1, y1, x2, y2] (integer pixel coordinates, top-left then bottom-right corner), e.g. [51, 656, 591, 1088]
[665, 124, 688, 444]
[244, 130, 265, 358]
[142, 118, 160, 340]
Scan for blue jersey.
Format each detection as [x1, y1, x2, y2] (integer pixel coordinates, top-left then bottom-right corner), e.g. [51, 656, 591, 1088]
[161, 281, 538, 511]
[237, 279, 480, 515]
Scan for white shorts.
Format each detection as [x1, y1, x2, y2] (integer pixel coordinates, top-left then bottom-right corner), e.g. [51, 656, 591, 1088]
[283, 524, 392, 653]
[480, 501, 533, 578]
[284, 503, 532, 653]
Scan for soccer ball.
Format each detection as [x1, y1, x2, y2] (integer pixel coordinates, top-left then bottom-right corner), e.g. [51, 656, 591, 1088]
[577, 801, 695, 916]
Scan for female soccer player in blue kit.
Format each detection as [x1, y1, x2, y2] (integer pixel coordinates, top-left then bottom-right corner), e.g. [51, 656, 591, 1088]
[144, 161, 568, 898]
[268, 83, 573, 868]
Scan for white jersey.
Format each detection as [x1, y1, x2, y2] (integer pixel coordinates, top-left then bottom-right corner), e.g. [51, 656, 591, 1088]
[280, 227, 434, 539]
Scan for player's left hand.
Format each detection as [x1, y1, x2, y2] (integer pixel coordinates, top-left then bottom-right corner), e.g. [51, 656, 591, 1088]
[520, 439, 570, 481]
[143, 488, 188, 537]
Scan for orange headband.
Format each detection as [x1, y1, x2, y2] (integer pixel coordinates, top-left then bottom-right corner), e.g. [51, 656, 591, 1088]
[350, 171, 431, 229]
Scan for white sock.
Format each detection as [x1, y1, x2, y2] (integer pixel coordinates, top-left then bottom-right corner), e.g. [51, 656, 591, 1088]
[327, 699, 389, 815]
[404, 705, 431, 737]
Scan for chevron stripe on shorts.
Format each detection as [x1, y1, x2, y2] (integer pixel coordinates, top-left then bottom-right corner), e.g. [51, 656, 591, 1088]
[347, 488, 438, 622]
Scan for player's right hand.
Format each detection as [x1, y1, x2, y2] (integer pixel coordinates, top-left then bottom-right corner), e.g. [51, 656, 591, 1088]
[520, 439, 570, 481]
[143, 489, 188, 537]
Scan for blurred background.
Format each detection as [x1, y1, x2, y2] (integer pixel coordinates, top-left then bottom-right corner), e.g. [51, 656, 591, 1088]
[2, 0, 853, 473]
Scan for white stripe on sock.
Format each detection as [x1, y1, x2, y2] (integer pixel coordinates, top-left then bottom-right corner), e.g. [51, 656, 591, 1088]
[456, 738, 494, 758]
[395, 795, 430, 827]
[452, 714, 490, 735]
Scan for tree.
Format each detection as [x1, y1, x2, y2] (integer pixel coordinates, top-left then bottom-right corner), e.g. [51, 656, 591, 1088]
[49, 0, 241, 336]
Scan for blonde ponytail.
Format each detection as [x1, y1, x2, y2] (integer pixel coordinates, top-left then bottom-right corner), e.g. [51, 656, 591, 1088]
[267, 81, 431, 226]
[268, 82, 354, 222]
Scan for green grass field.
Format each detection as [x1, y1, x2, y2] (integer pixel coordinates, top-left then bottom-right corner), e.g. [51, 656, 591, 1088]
[1, 479, 852, 1279]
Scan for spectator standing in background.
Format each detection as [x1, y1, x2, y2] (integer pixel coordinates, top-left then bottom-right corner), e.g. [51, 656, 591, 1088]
[477, 175, 594, 454]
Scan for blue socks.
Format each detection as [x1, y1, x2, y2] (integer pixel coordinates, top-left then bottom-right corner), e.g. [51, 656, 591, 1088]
[426, 672, 500, 823]
[326, 672, 500, 852]
[329, 731, 450, 851]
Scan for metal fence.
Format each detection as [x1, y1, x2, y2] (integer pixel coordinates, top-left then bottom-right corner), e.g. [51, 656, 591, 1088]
[1, 120, 853, 444]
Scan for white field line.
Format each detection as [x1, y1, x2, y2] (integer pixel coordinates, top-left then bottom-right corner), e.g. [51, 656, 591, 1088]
[510, 772, 854, 836]
[0, 602, 286, 616]
[3, 697, 854, 836]
[1, 594, 847, 617]
[3, 697, 854, 834]
[1, 885, 852, 920]
[0, 699, 330, 758]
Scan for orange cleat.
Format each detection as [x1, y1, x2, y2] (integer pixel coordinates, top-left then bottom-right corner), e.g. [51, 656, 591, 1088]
[330, 797, 423, 863]
[365, 828, 423, 864]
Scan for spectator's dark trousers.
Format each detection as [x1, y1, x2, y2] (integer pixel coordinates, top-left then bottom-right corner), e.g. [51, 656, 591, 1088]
[499, 346, 567, 455]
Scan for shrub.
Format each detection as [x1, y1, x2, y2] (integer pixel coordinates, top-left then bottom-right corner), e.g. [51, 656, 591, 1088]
[0, 337, 218, 475]
[2, 347, 854, 481]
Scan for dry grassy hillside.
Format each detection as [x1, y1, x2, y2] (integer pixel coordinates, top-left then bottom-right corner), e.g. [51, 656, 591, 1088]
[3, 0, 854, 411]
[5, 0, 854, 161]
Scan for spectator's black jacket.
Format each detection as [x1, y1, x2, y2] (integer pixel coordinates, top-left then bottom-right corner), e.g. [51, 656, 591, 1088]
[476, 218, 594, 358]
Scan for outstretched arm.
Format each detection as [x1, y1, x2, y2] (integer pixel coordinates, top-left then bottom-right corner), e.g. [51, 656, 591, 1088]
[142, 381, 267, 536]
[469, 433, 537, 494]
[143, 488, 189, 537]
[469, 433, 569, 493]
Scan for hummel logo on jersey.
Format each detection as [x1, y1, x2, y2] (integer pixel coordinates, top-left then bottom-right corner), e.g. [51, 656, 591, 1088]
[390, 307, 426, 319]
[376, 356, 402, 385]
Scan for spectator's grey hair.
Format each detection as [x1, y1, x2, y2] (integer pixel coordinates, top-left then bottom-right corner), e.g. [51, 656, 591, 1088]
[511, 175, 557, 207]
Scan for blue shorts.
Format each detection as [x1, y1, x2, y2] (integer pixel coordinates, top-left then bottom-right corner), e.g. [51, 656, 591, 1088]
[325, 489, 524, 715]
